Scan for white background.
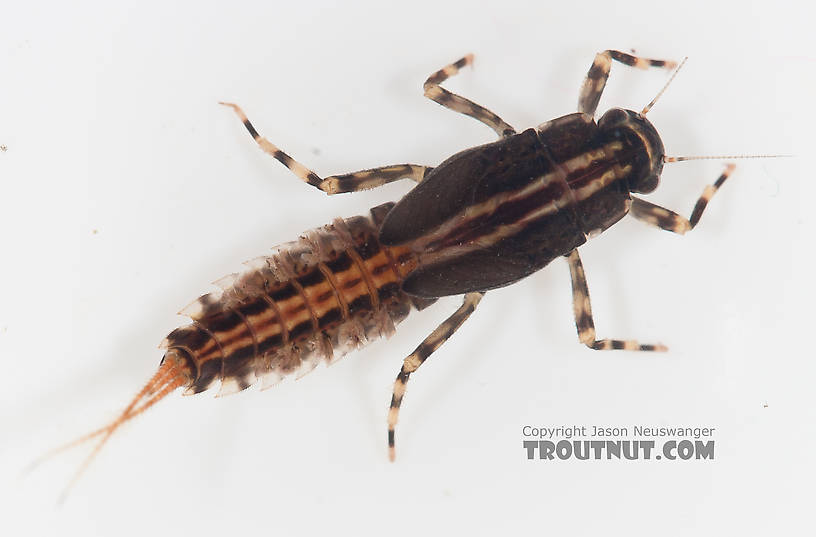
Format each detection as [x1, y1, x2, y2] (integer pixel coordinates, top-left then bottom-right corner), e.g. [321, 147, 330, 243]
[1, 1, 813, 535]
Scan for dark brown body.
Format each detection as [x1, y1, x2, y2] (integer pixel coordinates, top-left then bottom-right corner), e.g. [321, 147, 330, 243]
[382, 111, 660, 297]
[164, 109, 665, 394]
[59, 53, 737, 488]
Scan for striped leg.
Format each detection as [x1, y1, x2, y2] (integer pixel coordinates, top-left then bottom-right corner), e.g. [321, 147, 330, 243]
[220, 102, 432, 194]
[565, 250, 667, 352]
[387, 292, 484, 461]
[322, 165, 431, 195]
[578, 50, 677, 116]
[424, 55, 516, 138]
[630, 164, 736, 234]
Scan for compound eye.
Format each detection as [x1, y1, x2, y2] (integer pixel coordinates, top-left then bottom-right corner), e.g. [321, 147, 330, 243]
[598, 108, 628, 128]
[634, 174, 659, 193]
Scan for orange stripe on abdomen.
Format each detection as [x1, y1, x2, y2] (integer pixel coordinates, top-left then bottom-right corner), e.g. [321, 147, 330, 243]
[163, 202, 431, 396]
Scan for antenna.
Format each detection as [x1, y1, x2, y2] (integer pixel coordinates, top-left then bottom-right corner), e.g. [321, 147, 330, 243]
[664, 154, 792, 162]
[642, 56, 688, 115]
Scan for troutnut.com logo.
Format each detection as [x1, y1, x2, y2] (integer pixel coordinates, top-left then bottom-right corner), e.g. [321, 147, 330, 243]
[522, 425, 715, 461]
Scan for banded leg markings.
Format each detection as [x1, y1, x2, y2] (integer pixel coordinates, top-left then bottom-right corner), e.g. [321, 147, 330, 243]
[387, 292, 484, 461]
[220, 102, 431, 194]
[630, 164, 736, 234]
[323, 164, 431, 195]
[424, 54, 516, 138]
[565, 250, 667, 352]
[578, 50, 677, 116]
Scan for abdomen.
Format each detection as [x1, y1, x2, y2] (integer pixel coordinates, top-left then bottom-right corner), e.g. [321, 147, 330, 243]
[161, 202, 434, 396]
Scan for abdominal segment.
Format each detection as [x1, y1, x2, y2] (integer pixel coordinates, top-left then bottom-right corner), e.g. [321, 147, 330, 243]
[161, 202, 432, 396]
